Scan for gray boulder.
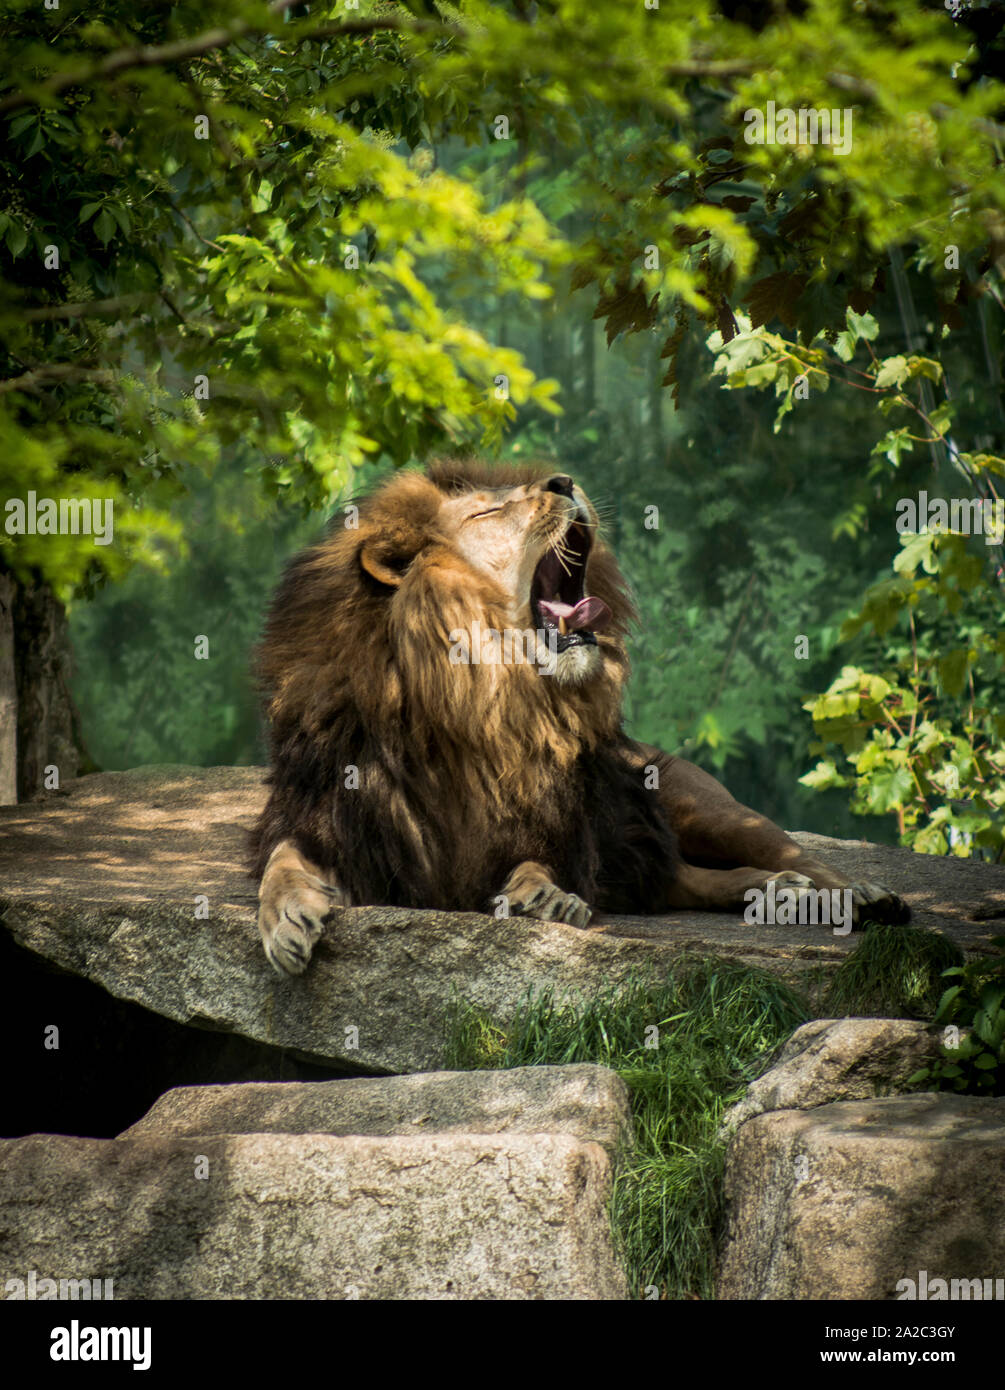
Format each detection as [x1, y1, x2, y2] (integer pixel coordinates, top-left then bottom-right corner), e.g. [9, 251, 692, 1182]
[717, 1092, 1005, 1300]
[0, 1129, 627, 1300]
[721, 1017, 941, 1136]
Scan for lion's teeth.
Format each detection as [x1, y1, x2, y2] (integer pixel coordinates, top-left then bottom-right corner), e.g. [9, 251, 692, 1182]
[558, 616, 567, 634]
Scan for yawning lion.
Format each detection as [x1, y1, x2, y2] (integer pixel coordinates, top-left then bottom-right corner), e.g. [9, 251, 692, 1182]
[250, 459, 908, 974]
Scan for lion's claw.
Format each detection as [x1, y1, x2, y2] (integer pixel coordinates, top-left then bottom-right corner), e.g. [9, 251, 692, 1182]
[259, 871, 345, 975]
[513, 882, 593, 929]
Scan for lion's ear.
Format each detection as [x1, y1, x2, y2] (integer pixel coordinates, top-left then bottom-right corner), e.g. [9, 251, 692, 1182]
[360, 538, 409, 588]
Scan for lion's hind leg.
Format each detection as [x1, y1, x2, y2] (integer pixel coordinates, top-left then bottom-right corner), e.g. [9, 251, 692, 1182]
[499, 860, 593, 929]
[665, 859, 910, 928]
[258, 839, 348, 975]
[632, 744, 910, 928]
[666, 862, 817, 911]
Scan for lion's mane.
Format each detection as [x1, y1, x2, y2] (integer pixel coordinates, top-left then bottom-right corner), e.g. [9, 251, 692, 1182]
[249, 459, 679, 914]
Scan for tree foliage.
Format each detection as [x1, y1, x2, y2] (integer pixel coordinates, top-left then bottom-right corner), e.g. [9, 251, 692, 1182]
[712, 301, 1005, 853]
[1, 0, 1003, 842]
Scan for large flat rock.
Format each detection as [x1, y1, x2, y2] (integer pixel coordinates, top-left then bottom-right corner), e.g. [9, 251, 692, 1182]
[2, 766, 1003, 1073]
[0, 1129, 626, 1300]
[119, 1065, 633, 1160]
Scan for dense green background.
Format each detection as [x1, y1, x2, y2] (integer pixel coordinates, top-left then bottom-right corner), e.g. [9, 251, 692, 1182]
[65, 297, 894, 841]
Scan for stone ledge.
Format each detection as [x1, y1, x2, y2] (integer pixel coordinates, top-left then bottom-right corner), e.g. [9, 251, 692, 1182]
[3, 766, 1002, 1073]
[118, 1065, 633, 1161]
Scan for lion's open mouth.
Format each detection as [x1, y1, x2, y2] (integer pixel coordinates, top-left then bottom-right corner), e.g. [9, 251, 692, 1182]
[531, 521, 612, 651]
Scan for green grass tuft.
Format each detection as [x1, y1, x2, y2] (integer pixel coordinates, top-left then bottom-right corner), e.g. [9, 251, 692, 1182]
[823, 921, 964, 1020]
[444, 957, 807, 1298]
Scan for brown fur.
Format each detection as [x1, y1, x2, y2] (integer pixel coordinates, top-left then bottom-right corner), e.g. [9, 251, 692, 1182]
[249, 459, 680, 916]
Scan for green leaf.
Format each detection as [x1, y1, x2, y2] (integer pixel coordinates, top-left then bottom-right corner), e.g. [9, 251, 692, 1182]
[94, 208, 116, 245]
[745, 360, 779, 387]
[875, 355, 909, 389]
[871, 427, 913, 467]
[108, 204, 131, 236]
[860, 763, 914, 813]
[905, 356, 943, 383]
[799, 759, 850, 790]
[4, 220, 28, 256]
[938, 648, 970, 699]
[894, 531, 938, 575]
[846, 309, 879, 341]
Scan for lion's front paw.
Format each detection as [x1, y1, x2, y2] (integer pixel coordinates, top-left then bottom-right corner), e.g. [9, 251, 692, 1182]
[848, 881, 911, 928]
[499, 860, 593, 928]
[520, 882, 593, 928]
[259, 872, 344, 976]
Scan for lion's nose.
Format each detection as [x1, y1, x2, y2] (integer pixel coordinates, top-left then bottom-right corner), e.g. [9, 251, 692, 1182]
[543, 474, 574, 497]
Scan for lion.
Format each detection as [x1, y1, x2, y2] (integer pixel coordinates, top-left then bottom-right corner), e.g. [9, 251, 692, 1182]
[250, 459, 908, 974]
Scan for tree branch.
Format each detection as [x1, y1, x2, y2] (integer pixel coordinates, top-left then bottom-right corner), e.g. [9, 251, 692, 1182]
[663, 60, 754, 79]
[21, 294, 152, 321]
[0, 11, 456, 115]
[0, 364, 114, 395]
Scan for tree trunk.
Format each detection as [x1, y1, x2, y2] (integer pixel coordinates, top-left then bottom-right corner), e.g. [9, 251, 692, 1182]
[650, 341, 665, 465]
[0, 568, 84, 803]
[540, 293, 555, 383]
[0, 570, 16, 804]
[582, 314, 595, 414]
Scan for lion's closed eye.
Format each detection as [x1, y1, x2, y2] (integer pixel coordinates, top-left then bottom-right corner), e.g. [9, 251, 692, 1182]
[465, 507, 503, 521]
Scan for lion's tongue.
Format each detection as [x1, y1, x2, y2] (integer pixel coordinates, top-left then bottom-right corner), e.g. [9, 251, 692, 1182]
[538, 597, 611, 632]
